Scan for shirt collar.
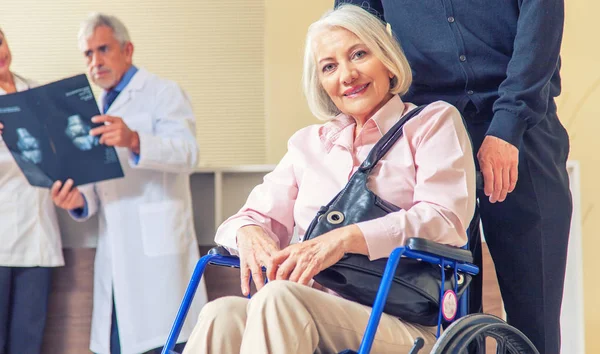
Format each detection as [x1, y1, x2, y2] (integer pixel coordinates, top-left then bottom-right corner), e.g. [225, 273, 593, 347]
[13, 74, 30, 92]
[367, 95, 408, 136]
[319, 95, 407, 150]
[111, 65, 138, 93]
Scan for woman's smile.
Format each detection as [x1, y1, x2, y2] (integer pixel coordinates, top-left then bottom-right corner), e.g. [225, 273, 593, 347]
[343, 83, 370, 97]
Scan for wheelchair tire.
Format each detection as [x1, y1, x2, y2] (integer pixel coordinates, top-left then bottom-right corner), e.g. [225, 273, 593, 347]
[430, 314, 539, 354]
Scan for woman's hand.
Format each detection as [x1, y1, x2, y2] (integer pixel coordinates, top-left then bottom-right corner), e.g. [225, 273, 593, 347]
[269, 224, 368, 285]
[236, 225, 280, 296]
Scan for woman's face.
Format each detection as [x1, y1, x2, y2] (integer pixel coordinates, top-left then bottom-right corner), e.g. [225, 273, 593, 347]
[0, 32, 12, 77]
[314, 27, 394, 123]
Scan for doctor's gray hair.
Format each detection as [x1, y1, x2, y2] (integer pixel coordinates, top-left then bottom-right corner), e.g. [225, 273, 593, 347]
[78, 13, 131, 51]
[302, 4, 412, 121]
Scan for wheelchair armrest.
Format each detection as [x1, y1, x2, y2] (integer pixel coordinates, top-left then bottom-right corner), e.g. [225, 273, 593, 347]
[406, 238, 473, 263]
[207, 246, 233, 256]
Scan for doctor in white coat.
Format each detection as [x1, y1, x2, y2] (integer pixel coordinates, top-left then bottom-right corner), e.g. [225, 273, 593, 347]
[51, 13, 207, 354]
[0, 27, 64, 354]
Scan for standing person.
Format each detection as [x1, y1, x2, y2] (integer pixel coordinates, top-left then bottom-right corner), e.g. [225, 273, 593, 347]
[334, 1, 572, 352]
[0, 28, 64, 354]
[50, 13, 207, 354]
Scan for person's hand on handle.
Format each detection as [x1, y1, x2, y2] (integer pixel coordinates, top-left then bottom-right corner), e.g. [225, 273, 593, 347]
[236, 225, 280, 296]
[477, 135, 519, 203]
[269, 224, 368, 285]
[51, 179, 85, 210]
[89, 115, 140, 154]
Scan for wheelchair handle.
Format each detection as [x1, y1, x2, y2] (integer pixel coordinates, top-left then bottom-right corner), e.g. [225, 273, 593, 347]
[475, 171, 484, 191]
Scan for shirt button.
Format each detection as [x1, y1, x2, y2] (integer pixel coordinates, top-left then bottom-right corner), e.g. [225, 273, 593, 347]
[467, 90, 474, 95]
[448, 16, 455, 23]
[459, 55, 467, 62]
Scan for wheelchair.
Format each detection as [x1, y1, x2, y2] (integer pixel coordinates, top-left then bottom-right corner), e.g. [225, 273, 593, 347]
[161, 199, 539, 353]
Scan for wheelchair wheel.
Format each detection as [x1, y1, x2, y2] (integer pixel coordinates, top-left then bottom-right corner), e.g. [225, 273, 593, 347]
[430, 314, 539, 354]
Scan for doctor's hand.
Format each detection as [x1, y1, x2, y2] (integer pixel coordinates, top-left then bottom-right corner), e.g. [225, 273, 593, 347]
[269, 225, 367, 286]
[477, 135, 519, 203]
[90, 115, 140, 154]
[0, 122, 4, 135]
[51, 179, 85, 210]
[236, 225, 280, 296]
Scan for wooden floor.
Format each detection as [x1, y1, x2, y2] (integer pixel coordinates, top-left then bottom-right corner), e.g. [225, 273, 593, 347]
[41, 244, 503, 353]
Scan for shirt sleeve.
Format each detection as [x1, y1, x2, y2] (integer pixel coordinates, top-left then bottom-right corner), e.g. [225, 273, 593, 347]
[487, 0, 564, 148]
[356, 103, 477, 260]
[214, 138, 300, 253]
[68, 184, 99, 221]
[69, 198, 89, 219]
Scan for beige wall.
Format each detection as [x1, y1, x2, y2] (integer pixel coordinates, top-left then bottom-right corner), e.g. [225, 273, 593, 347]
[560, 1, 600, 352]
[264, 1, 600, 352]
[264, 0, 331, 163]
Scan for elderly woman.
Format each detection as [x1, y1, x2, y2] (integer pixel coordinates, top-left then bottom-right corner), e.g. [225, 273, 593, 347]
[0, 28, 64, 354]
[184, 5, 475, 354]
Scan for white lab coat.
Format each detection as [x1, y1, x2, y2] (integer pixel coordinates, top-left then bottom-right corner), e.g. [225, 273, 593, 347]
[0, 73, 64, 267]
[74, 68, 207, 354]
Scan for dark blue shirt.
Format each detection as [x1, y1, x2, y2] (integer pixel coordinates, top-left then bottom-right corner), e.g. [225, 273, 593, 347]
[334, 0, 564, 148]
[103, 65, 139, 114]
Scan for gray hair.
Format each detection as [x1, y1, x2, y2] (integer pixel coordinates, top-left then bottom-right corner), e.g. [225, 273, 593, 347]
[77, 13, 131, 51]
[302, 4, 413, 121]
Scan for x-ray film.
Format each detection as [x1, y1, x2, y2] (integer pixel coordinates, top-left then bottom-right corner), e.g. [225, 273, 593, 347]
[0, 74, 124, 188]
[16, 127, 42, 164]
[65, 114, 99, 151]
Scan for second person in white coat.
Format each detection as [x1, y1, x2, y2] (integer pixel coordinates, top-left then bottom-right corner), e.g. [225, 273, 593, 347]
[51, 13, 207, 354]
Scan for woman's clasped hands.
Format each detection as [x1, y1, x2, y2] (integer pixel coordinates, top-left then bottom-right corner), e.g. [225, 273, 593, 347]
[236, 224, 367, 296]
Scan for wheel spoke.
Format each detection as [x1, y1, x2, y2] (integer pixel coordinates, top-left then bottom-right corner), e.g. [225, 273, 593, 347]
[430, 314, 539, 354]
[495, 337, 506, 354]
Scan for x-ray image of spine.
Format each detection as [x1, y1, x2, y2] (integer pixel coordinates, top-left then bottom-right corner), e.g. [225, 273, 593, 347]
[65, 115, 99, 151]
[16, 128, 42, 164]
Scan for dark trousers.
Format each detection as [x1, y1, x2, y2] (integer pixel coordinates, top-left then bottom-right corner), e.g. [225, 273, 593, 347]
[0, 266, 52, 354]
[464, 104, 572, 354]
[110, 300, 186, 354]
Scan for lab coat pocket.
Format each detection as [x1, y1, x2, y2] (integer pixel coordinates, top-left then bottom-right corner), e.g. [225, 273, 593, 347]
[139, 200, 186, 257]
[0, 198, 19, 251]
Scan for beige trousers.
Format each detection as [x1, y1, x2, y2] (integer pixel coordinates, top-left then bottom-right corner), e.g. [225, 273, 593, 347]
[183, 280, 437, 354]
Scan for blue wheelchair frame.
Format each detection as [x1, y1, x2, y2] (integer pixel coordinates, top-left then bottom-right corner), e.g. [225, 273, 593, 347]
[161, 240, 479, 354]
